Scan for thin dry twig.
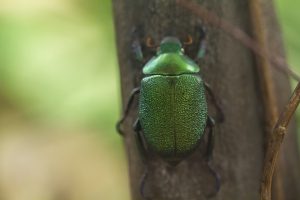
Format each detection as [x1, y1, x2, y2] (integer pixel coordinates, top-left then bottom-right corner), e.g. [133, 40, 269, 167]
[261, 82, 300, 200]
[176, 0, 300, 81]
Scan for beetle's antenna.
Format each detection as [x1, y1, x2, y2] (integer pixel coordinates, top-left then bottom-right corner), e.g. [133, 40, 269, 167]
[183, 34, 193, 45]
[145, 36, 158, 49]
[140, 167, 149, 199]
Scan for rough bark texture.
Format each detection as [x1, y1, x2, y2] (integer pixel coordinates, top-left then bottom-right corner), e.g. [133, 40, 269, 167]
[112, 0, 300, 200]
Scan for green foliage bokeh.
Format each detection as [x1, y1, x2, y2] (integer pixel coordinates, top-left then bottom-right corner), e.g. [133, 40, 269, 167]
[0, 0, 119, 135]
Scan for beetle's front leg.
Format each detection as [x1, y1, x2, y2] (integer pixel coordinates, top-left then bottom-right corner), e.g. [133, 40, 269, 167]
[131, 27, 144, 62]
[196, 25, 207, 60]
[132, 25, 156, 63]
[205, 116, 221, 197]
[116, 87, 140, 136]
[204, 82, 224, 123]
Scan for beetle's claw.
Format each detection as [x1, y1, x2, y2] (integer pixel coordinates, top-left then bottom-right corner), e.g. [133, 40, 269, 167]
[139, 167, 149, 199]
[206, 161, 221, 198]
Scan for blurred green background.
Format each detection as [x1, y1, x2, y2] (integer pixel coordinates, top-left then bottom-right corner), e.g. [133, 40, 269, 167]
[0, 0, 298, 200]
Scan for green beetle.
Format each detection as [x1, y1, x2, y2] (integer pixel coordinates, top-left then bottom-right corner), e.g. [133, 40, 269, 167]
[117, 27, 223, 197]
[138, 37, 209, 164]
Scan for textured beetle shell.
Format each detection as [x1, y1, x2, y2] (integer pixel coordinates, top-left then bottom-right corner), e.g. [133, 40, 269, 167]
[139, 74, 208, 164]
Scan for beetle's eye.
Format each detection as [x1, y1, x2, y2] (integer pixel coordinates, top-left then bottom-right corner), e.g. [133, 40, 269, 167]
[146, 37, 156, 48]
[183, 35, 193, 45]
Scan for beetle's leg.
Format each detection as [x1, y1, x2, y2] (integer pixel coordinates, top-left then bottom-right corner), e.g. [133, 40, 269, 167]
[133, 119, 150, 200]
[196, 25, 207, 60]
[131, 26, 144, 62]
[205, 116, 215, 162]
[116, 87, 140, 136]
[132, 37, 144, 62]
[204, 82, 225, 123]
[139, 167, 149, 200]
[205, 116, 221, 197]
[133, 118, 149, 159]
[131, 26, 157, 66]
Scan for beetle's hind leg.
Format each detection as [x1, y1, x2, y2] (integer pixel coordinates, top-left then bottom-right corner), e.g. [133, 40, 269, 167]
[133, 119, 150, 199]
[116, 87, 140, 136]
[139, 167, 149, 200]
[205, 116, 221, 197]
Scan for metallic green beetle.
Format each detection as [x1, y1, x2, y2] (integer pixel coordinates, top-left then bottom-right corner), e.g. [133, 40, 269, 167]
[117, 27, 223, 197]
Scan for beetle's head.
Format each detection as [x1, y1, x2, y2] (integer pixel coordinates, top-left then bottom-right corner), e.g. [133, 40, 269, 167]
[158, 37, 182, 54]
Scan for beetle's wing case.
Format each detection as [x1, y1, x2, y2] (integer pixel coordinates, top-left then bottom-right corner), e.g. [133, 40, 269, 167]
[138, 74, 207, 164]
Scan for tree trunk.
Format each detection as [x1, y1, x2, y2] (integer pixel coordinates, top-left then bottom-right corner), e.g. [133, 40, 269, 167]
[112, 0, 300, 200]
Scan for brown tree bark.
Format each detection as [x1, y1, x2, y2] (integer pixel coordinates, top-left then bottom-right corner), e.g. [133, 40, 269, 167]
[112, 0, 300, 199]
